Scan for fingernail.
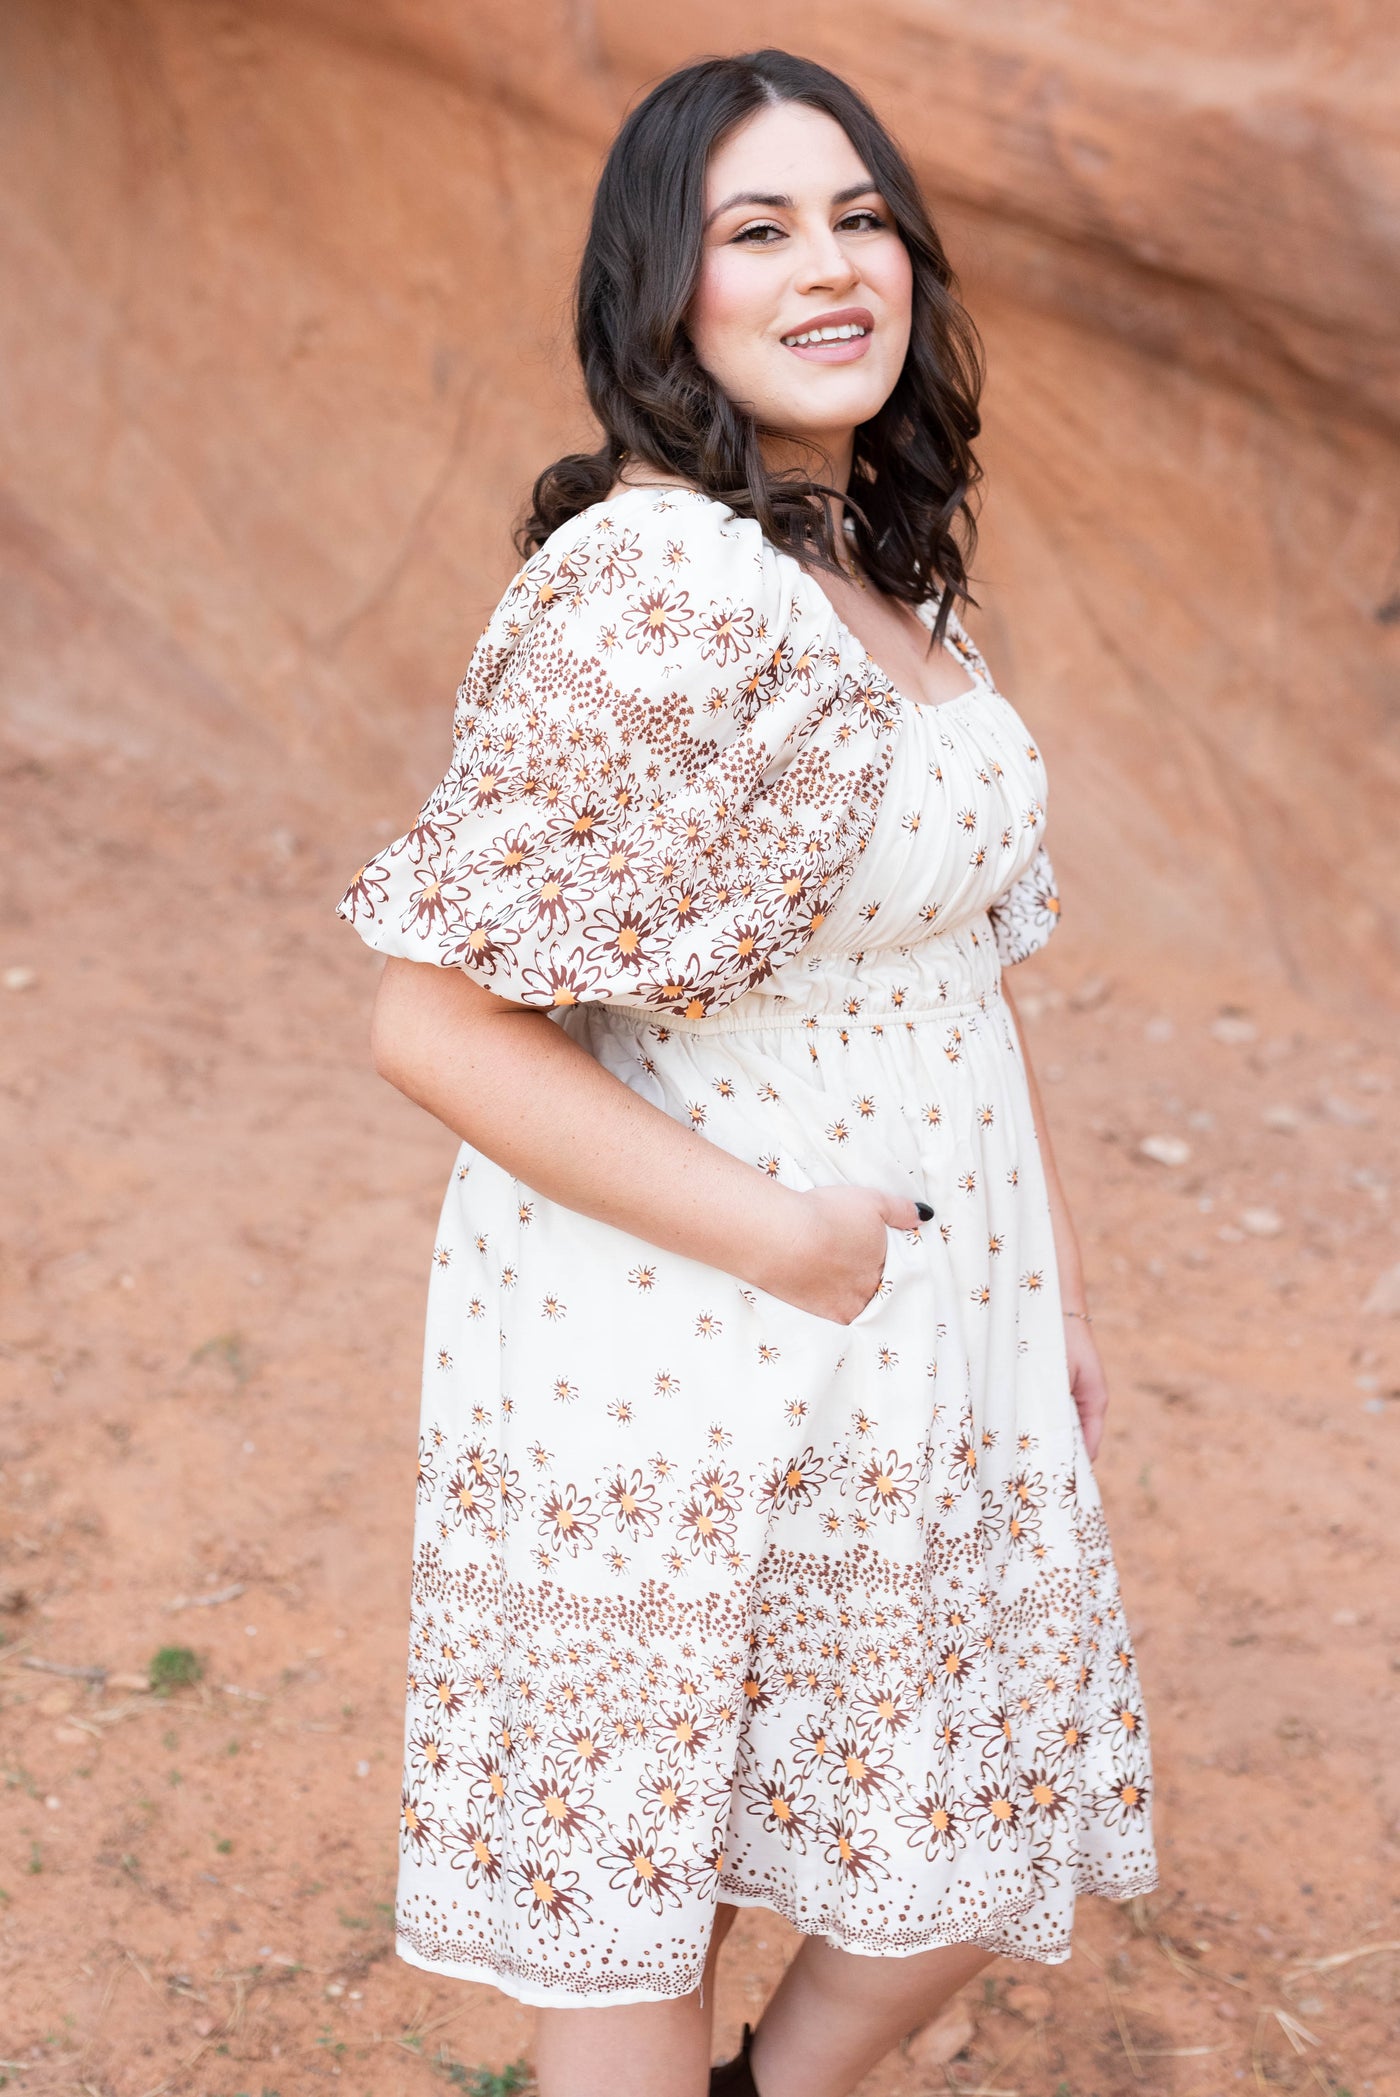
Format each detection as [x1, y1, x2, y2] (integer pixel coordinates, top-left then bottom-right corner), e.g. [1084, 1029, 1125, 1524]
[915, 1201, 934, 1221]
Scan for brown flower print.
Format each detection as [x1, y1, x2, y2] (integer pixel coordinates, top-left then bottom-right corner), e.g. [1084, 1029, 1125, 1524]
[343, 486, 1153, 2007]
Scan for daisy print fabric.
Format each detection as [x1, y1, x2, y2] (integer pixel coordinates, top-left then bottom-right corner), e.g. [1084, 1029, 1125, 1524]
[337, 489, 902, 1015]
[338, 486, 1157, 2007]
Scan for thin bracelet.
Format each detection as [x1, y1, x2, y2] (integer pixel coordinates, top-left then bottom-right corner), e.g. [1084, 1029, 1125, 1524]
[1063, 1308, 1093, 1324]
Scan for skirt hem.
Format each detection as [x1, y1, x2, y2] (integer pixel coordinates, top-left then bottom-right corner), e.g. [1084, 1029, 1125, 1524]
[393, 1863, 1160, 2009]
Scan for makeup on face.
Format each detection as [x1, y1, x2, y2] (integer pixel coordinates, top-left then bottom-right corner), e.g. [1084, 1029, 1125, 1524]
[685, 102, 914, 471]
[778, 305, 875, 363]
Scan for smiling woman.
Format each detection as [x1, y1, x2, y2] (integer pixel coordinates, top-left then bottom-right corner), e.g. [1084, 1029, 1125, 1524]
[687, 121, 912, 462]
[338, 45, 1156, 2097]
[522, 51, 984, 643]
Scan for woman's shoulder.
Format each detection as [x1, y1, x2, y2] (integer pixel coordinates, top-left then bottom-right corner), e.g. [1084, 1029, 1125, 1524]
[532, 481, 768, 584]
[487, 481, 818, 667]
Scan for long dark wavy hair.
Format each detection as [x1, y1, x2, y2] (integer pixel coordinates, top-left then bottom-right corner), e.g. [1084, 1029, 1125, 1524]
[518, 49, 986, 641]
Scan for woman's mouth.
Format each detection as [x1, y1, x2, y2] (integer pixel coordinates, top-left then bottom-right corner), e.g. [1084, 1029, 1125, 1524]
[780, 308, 874, 363]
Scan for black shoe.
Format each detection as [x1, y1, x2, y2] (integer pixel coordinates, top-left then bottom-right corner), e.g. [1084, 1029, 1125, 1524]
[710, 2022, 759, 2096]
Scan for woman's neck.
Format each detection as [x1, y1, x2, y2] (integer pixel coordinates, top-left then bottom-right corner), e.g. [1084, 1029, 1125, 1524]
[758, 429, 854, 498]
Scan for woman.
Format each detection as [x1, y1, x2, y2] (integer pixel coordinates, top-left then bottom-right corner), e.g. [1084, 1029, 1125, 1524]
[337, 49, 1157, 2097]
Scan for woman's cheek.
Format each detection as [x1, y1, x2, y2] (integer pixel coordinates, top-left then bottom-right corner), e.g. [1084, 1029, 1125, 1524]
[871, 242, 914, 352]
[690, 259, 770, 383]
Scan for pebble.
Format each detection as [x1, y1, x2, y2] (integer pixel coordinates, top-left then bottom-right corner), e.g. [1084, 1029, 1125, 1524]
[1362, 1265, 1400, 1316]
[1239, 1207, 1283, 1237]
[1262, 1103, 1303, 1132]
[1211, 1012, 1257, 1045]
[1144, 1016, 1175, 1043]
[2, 965, 37, 992]
[1322, 1093, 1375, 1127]
[1004, 1980, 1053, 2021]
[1069, 975, 1111, 1012]
[905, 1999, 975, 2067]
[1139, 1134, 1192, 1167]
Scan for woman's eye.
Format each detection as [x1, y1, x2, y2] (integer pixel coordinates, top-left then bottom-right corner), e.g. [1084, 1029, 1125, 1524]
[732, 221, 786, 246]
[838, 209, 886, 233]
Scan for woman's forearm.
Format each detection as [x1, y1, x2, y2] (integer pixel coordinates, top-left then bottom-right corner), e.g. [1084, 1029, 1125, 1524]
[1001, 978, 1089, 1315]
[371, 955, 806, 1294]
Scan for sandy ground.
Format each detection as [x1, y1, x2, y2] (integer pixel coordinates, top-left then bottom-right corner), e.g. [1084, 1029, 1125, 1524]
[2, 740, 1398, 2096]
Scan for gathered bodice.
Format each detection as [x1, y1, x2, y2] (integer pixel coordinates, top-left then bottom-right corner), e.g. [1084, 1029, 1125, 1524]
[339, 483, 1060, 1027]
[585, 676, 1054, 1034]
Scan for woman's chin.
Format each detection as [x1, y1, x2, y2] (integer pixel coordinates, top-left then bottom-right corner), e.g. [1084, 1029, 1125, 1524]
[759, 381, 896, 448]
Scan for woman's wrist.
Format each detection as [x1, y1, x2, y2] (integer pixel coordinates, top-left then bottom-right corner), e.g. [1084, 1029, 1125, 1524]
[737, 1181, 810, 1297]
[1058, 1260, 1091, 1324]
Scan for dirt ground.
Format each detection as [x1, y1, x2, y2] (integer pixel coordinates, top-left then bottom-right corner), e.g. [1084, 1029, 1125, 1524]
[2, 736, 1399, 2097]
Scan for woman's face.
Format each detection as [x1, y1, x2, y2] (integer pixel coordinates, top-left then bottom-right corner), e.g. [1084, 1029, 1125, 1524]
[686, 100, 914, 478]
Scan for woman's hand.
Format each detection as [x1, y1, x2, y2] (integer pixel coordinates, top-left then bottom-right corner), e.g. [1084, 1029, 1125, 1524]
[1064, 1313, 1109, 1461]
[370, 960, 927, 1315]
[753, 1184, 927, 1325]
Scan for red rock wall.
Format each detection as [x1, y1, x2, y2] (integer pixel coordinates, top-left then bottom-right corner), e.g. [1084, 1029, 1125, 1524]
[3, 1, 1398, 1007]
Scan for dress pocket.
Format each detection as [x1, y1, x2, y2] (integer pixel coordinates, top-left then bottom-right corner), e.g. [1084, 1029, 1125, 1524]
[846, 1222, 924, 1328]
[740, 1221, 928, 1343]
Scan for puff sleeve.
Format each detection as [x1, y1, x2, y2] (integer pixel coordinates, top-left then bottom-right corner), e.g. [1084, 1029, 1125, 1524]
[987, 840, 1061, 966]
[335, 491, 902, 1016]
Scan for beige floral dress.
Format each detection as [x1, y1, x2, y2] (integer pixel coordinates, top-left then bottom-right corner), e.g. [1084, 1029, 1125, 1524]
[336, 485, 1157, 2006]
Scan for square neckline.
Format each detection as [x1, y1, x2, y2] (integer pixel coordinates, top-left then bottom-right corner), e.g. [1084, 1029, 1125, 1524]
[798, 566, 988, 717]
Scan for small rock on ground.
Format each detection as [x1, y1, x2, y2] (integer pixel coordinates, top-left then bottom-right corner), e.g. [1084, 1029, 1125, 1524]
[904, 1998, 976, 2067]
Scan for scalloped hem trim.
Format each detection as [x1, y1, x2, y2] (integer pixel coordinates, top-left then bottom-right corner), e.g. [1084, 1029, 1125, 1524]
[394, 1862, 1160, 2007]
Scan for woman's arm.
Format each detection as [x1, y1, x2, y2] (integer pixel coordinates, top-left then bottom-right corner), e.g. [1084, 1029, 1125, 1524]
[1000, 976, 1110, 1460]
[370, 956, 922, 1326]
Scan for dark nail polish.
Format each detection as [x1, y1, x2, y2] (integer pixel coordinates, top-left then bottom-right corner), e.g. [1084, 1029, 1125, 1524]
[915, 1200, 934, 1221]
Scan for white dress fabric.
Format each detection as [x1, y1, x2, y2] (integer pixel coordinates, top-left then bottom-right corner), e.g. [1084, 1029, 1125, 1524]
[337, 486, 1157, 2006]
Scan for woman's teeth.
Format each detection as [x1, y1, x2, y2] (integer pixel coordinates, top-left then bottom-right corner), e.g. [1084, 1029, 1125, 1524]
[782, 323, 869, 346]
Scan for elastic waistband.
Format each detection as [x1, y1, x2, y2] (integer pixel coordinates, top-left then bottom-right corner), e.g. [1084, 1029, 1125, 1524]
[593, 974, 1005, 1041]
[576, 920, 1008, 1041]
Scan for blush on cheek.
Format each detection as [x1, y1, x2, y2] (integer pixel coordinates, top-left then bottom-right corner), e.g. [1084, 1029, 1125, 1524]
[868, 244, 913, 357]
[686, 252, 774, 389]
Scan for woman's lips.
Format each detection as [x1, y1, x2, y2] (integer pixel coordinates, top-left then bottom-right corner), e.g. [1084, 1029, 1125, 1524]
[779, 308, 876, 365]
[783, 331, 872, 364]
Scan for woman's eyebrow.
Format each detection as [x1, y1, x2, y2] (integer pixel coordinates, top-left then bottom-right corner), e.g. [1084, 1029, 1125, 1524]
[703, 180, 881, 231]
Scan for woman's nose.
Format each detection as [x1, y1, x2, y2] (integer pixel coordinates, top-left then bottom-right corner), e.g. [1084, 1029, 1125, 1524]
[791, 223, 860, 296]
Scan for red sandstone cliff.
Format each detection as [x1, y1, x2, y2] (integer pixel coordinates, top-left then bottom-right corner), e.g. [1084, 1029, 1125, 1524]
[2, 2, 1397, 1006]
